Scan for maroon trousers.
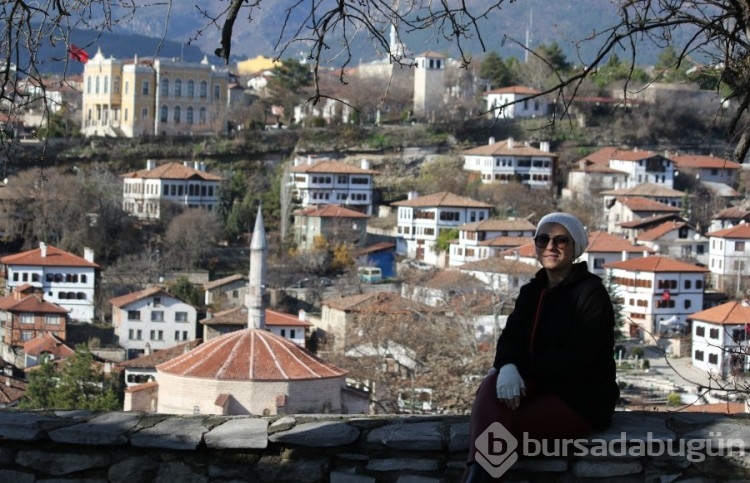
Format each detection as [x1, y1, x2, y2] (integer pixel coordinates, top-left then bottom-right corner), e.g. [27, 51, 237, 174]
[464, 372, 593, 478]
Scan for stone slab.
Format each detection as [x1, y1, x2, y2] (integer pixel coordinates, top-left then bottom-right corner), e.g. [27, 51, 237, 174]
[366, 458, 439, 472]
[15, 450, 110, 476]
[449, 422, 470, 452]
[49, 412, 140, 446]
[204, 418, 268, 449]
[269, 421, 359, 447]
[367, 422, 442, 450]
[130, 417, 206, 450]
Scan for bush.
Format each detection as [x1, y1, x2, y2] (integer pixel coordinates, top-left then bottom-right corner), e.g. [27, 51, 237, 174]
[667, 392, 682, 406]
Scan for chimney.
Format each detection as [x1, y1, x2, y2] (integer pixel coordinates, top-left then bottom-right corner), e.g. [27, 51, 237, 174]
[507, 137, 515, 149]
[183, 161, 189, 167]
[144, 343, 151, 355]
[622, 250, 628, 261]
[298, 309, 306, 321]
[540, 141, 550, 152]
[194, 161, 200, 170]
[40, 242, 47, 258]
[488, 137, 495, 145]
[84, 247, 94, 263]
[146, 159, 156, 170]
[361, 159, 370, 170]
[307, 155, 314, 165]
[408, 190, 418, 200]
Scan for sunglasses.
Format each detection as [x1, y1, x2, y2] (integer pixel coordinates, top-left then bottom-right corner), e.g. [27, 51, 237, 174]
[534, 234, 572, 249]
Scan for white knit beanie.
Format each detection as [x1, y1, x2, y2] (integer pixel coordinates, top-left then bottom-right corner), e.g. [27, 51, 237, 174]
[535, 212, 588, 258]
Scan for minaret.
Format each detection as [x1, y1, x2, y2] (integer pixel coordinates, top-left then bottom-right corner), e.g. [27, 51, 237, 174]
[246, 205, 268, 329]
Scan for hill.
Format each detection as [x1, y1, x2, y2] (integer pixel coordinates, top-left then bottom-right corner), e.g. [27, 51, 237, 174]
[62, 1, 673, 71]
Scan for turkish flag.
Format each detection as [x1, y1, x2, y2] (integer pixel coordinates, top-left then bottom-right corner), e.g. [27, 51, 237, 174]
[662, 290, 670, 301]
[69, 45, 89, 63]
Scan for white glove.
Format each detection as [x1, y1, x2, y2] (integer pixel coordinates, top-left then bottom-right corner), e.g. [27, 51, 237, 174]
[495, 363, 525, 400]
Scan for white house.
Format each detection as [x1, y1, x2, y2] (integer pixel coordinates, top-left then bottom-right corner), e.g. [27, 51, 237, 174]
[461, 137, 556, 189]
[671, 154, 741, 186]
[459, 257, 537, 294]
[483, 85, 547, 119]
[392, 191, 493, 267]
[706, 223, 750, 294]
[203, 274, 248, 309]
[690, 301, 750, 378]
[121, 160, 222, 220]
[563, 159, 630, 200]
[110, 286, 198, 358]
[288, 156, 377, 215]
[583, 231, 654, 278]
[636, 220, 709, 266]
[266, 309, 312, 347]
[599, 148, 676, 189]
[604, 256, 708, 343]
[605, 196, 682, 236]
[709, 206, 750, 232]
[0, 242, 99, 323]
[449, 218, 536, 267]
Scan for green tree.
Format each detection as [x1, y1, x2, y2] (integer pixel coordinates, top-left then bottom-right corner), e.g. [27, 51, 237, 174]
[266, 59, 314, 125]
[169, 276, 202, 307]
[434, 228, 459, 253]
[654, 46, 690, 83]
[536, 42, 571, 72]
[479, 51, 518, 89]
[604, 270, 626, 342]
[20, 346, 121, 410]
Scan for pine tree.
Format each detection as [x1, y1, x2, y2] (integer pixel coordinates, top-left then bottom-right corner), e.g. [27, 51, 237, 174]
[604, 269, 626, 342]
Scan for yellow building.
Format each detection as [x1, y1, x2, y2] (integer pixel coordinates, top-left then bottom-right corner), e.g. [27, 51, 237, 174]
[82, 49, 229, 137]
[236, 55, 281, 76]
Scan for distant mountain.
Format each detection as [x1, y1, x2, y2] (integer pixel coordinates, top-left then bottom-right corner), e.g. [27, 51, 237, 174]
[37, 1, 674, 75]
[104, 0, 668, 66]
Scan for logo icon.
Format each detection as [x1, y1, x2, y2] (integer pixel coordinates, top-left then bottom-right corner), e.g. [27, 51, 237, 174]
[474, 422, 519, 477]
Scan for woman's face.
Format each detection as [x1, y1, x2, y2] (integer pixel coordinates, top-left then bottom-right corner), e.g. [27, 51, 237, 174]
[534, 222, 575, 274]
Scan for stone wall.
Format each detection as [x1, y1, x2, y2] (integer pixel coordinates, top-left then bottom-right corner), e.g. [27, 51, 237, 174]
[0, 410, 747, 482]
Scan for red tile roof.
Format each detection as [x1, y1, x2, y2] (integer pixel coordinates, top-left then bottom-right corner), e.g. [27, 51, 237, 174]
[460, 257, 538, 275]
[118, 340, 202, 368]
[23, 333, 74, 357]
[296, 205, 370, 218]
[580, 146, 622, 165]
[157, 329, 346, 381]
[419, 270, 485, 291]
[706, 224, 750, 239]
[392, 192, 493, 209]
[607, 149, 660, 162]
[635, 221, 692, 241]
[461, 138, 556, 157]
[479, 236, 532, 248]
[587, 231, 655, 254]
[671, 154, 741, 170]
[352, 242, 396, 256]
[0, 245, 99, 268]
[201, 308, 311, 328]
[485, 85, 540, 95]
[602, 183, 685, 198]
[714, 207, 750, 220]
[459, 218, 536, 232]
[0, 376, 26, 404]
[689, 301, 750, 325]
[266, 309, 312, 327]
[498, 242, 538, 258]
[204, 274, 246, 290]
[604, 255, 708, 272]
[109, 287, 171, 308]
[0, 294, 69, 314]
[121, 162, 222, 181]
[288, 159, 378, 174]
[619, 214, 684, 229]
[617, 197, 682, 213]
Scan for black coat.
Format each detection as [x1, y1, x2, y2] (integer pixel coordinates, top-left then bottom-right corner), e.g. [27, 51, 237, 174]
[493, 262, 620, 430]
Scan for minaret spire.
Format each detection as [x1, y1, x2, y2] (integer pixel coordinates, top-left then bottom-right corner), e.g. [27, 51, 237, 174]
[247, 204, 268, 329]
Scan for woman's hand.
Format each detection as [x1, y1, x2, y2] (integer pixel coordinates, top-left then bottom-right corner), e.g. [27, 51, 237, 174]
[495, 363, 526, 410]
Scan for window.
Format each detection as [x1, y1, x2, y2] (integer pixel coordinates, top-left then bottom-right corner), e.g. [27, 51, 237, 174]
[684, 280, 692, 289]
[151, 311, 164, 322]
[290, 329, 296, 338]
[708, 353, 719, 365]
[694, 350, 704, 361]
[696, 326, 705, 337]
[20, 314, 34, 325]
[200, 81, 207, 98]
[175, 312, 188, 322]
[187, 80, 194, 98]
[593, 258, 605, 269]
[150, 330, 164, 341]
[160, 105, 168, 123]
[142, 80, 150, 96]
[187, 106, 194, 124]
[127, 310, 141, 321]
[21, 331, 33, 341]
[46, 315, 59, 325]
[684, 300, 692, 309]
[213, 84, 220, 99]
[175, 79, 182, 97]
[733, 329, 747, 343]
[173, 105, 181, 123]
[735, 241, 745, 252]
[709, 328, 720, 339]
[199, 106, 207, 124]
[153, 297, 161, 307]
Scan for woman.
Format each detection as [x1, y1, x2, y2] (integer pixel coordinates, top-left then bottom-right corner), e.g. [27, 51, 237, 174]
[463, 212, 619, 481]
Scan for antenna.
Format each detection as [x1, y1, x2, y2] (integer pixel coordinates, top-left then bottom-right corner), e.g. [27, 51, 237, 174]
[524, 8, 533, 63]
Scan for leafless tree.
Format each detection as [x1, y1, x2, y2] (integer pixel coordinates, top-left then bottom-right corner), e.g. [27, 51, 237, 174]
[163, 208, 222, 270]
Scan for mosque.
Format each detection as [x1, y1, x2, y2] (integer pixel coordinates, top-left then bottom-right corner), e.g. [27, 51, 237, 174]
[123, 208, 368, 415]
